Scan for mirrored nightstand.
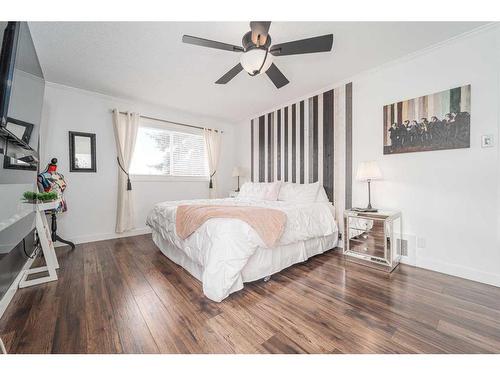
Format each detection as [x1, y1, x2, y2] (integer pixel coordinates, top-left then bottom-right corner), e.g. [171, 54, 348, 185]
[343, 209, 402, 272]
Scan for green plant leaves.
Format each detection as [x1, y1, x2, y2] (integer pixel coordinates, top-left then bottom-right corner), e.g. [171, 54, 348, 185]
[22, 191, 58, 202]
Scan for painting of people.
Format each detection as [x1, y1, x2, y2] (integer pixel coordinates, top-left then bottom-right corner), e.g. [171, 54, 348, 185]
[383, 85, 471, 154]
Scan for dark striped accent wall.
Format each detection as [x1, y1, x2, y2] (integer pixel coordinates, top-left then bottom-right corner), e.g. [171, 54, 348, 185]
[258, 116, 265, 182]
[250, 82, 353, 222]
[345, 82, 353, 210]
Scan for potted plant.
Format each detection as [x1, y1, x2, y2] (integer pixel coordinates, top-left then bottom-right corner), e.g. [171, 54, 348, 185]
[22, 191, 58, 203]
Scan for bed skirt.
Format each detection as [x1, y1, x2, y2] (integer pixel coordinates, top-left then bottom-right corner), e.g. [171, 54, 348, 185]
[151, 230, 339, 299]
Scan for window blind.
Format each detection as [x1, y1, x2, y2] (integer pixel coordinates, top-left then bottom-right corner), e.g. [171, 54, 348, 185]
[130, 123, 209, 177]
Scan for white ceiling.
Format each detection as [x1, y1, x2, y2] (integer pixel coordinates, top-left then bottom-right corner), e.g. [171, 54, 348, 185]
[29, 22, 487, 123]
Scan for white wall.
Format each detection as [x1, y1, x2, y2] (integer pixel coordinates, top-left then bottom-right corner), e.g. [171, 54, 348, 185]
[352, 26, 500, 286]
[40, 83, 236, 244]
[234, 120, 252, 186]
[236, 25, 500, 287]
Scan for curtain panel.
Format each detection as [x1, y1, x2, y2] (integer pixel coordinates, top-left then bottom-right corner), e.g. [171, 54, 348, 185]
[112, 109, 140, 233]
[203, 128, 222, 199]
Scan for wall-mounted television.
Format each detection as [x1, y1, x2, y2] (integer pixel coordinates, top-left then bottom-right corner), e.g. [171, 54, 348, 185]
[0, 21, 45, 316]
[0, 22, 18, 128]
[0, 22, 44, 157]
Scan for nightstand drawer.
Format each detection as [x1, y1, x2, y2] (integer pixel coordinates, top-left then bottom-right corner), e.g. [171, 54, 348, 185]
[347, 216, 386, 259]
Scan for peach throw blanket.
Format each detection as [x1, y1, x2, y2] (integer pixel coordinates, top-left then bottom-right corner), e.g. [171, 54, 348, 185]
[176, 205, 287, 247]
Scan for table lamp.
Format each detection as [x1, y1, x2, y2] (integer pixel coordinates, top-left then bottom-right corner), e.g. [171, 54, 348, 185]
[232, 167, 243, 192]
[355, 161, 382, 212]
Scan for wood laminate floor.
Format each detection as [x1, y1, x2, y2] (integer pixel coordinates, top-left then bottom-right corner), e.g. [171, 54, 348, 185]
[1, 234, 500, 354]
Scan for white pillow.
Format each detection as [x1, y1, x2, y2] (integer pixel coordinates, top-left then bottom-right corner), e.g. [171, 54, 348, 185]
[278, 182, 321, 203]
[316, 186, 330, 202]
[238, 182, 281, 201]
[263, 181, 281, 201]
[239, 182, 266, 199]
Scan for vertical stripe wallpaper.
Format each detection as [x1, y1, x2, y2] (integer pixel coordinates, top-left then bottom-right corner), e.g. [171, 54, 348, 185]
[322, 89, 334, 203]
[250, 119, 254, 182]
[277, 109, 281, 181]
[292, 104, 297, 183]
[258, 116, 265, 182]
[267, 113, 273, 182]
[250, 82, 353, 221]
[299, 101, 305, 184]
[312, 96, 319, 183]
[345, 82, 353, 211]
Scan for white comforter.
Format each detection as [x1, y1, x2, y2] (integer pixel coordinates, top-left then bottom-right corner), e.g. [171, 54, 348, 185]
[146, 198, 337, 301]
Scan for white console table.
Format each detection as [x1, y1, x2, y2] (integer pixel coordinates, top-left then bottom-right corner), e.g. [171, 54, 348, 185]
[18, 200, 60, 288]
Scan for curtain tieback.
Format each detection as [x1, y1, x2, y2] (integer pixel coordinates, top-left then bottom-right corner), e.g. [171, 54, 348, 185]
[209, 171, 216, 189]
[117, 157, 132, 191]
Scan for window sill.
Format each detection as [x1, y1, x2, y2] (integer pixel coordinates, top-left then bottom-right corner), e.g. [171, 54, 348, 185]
[130, 175, 209, 183]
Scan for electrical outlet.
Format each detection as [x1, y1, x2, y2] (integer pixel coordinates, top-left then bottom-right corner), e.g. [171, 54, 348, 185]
[338, 232, 343, 241]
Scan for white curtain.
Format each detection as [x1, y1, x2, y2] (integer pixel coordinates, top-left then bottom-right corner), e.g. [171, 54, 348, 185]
[203, 128, 222, 199]
[112, 109, 140, 233]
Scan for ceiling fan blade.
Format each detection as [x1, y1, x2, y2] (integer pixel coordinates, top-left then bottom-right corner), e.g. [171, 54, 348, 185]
[250, 21, 271, 46]
[270, 34, 333, 56]
[215, 63, 244, 84]
[265, 63, 289, 89]
[182, 35, 244, 52]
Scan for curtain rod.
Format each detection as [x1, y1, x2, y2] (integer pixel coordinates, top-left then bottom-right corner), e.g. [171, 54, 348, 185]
[111, 110, 223, 133]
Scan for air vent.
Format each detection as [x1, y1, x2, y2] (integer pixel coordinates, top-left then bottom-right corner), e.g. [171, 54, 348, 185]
[397, 239, 408, 256]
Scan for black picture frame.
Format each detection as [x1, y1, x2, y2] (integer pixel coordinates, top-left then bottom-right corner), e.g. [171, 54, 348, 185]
[69, 131, 96, 172]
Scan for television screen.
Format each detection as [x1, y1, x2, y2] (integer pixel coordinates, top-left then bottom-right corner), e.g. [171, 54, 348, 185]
[1, 22, 44, 152]
[0, 21, 44, 307]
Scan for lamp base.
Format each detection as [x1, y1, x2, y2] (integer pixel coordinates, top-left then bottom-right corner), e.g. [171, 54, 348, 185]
[352, 207, 378, 213]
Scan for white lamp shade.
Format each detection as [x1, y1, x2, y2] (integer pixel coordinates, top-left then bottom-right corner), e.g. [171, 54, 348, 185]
[232, 167, 243, 177]
[356, 161, 382, 181]
[240, 49, 273, 75]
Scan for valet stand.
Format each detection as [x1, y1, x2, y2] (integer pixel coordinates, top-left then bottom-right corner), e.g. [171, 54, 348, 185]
[18, 199, 60, 288]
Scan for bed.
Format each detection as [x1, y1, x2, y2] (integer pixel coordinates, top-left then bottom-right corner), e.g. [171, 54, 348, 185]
[146, 182, 338, 302]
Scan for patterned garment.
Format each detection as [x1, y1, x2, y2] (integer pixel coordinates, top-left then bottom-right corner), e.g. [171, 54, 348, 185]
[37, 171, 68, 213]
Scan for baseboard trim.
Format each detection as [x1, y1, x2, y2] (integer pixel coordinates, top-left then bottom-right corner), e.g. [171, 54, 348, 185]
[54, 227, 152, 247]
[416, 257, 500, 288]
[53, 227, 500, 289]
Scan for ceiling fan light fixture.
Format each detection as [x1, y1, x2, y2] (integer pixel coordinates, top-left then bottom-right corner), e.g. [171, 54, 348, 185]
[240, 48, 273, 76]
[182, 22, 333, 89]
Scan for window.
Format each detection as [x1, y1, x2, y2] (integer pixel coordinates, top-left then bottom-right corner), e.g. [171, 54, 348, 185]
[130, 119, 209, 179]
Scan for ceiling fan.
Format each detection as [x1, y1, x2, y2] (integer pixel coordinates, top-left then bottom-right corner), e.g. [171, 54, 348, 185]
[182, 22, 334, 89]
